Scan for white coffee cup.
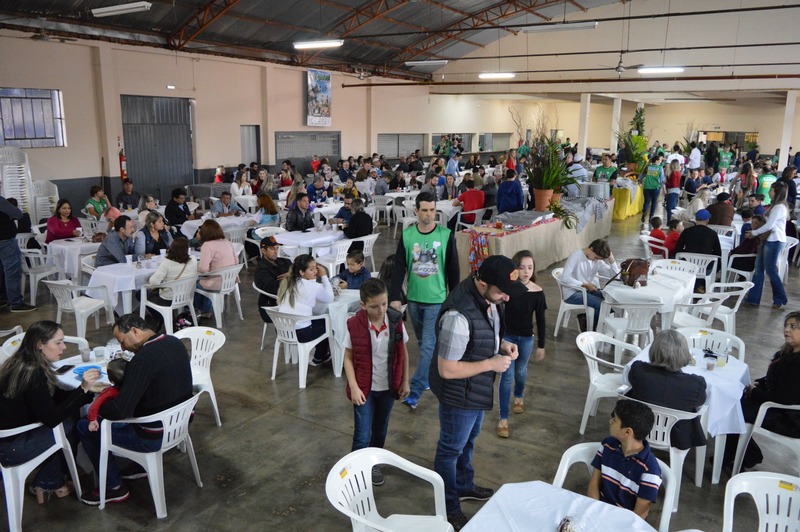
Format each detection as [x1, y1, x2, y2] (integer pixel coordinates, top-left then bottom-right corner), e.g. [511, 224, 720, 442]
[94, 346, 106, 360]
[160, 249, 167, 256]
[126, 255, 133, 264]
[75, 227, 83, 236]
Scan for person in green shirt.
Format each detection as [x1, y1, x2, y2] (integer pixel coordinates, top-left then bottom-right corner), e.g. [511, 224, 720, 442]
[719, 144, 734, 171]
[639, 154, 665, 224]
[757, 166, 777, 205]
[593, 154, 618, 184]
[85, 185, 108, 219]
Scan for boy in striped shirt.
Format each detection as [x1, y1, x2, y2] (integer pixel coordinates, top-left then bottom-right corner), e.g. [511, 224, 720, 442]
[588, 399, 662, 521]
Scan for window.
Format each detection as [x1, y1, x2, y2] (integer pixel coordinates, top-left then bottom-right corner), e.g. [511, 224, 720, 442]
[275, 131, 340, 161]
[0, 88, 66, 148]
[479, 133, 512, 152]
[377, 134, 424, 158]
[432, 133, 471, 155]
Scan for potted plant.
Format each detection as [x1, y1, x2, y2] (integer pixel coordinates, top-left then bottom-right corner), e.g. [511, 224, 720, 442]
[548, 199, 578, 229]
[616, 131, 649, 176]
[527, 139, 568, 211]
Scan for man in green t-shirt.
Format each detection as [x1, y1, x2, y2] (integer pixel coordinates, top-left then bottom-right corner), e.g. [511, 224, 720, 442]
[593, 154, 618, 184]
[390, 191, 460, 410]
[757, 166, 777, 205]
[718, 144, 734, 171]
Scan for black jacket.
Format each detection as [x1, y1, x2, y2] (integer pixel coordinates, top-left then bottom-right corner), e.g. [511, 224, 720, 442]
[254, 256, 292, 321]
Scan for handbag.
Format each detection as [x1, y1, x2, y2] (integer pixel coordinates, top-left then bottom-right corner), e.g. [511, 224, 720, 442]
[604, 258, 650, 288]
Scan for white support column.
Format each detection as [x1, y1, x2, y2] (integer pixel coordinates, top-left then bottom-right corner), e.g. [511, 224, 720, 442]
[578, 93, 591, 156]
[778, 90, 797, 172]
[610, 98, 622, 153]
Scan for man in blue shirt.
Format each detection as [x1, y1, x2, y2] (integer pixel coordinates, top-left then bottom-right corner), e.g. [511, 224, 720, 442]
[329, 196, 354, 225]
[96, 215, 136, 267]
[306, 176, 328, 203]
[445, 153, 461, 178]
[211, 192, 245, 217]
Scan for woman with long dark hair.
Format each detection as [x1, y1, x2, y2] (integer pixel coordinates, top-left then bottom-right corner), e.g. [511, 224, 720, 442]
[45, 199, 82, 243]
[277, 254, 333, 366]
[0, 321, 100, 503]
[745, 180, 790, 309]
[134, 211, 172, 258]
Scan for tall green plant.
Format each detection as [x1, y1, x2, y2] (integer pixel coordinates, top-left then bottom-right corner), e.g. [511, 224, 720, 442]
[616, 131, 650, 175]
[629, 107, 645, 134]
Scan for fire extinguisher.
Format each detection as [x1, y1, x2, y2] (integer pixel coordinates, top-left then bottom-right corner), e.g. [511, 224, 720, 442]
[119, 148, 127, 181]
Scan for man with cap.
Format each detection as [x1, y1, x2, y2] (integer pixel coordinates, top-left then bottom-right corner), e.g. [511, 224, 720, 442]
[674, 209, 722, 273]
[429, 254, 524, 530]
[706, 192, 735, 226]
[115, 178, 141, 211]
[254, 236, 291, 323]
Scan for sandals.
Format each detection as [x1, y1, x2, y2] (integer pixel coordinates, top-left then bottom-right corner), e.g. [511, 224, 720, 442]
[31, 483, 73, 504]
[496, 421, 510, 438]
[512, 399, 525, 414]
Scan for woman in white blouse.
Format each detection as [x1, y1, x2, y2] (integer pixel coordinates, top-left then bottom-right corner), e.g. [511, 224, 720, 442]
[745, 181, 790, 309]
[146, 237, 198, 329]
[277, 254, 333, 366]
[230, 172, 252, 198]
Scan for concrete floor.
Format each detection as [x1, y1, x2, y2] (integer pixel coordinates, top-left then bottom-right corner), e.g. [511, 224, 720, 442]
[3, 212, 794, 531]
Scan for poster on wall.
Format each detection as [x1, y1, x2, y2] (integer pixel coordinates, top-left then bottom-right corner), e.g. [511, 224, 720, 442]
[306, 69, 332, 127]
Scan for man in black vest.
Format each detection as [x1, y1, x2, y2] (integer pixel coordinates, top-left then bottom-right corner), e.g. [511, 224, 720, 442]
[429, 255, 526, 530]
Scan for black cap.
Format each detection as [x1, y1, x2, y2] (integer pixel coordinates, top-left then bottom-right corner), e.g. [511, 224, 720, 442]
[260, 236, 282, 248]
[477, 255, 527, 298]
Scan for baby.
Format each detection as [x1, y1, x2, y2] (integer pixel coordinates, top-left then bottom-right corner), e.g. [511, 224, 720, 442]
[87, 358, 127, 431]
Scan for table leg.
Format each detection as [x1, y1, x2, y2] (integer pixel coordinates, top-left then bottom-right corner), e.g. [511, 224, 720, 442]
[660, 311, 673, 331]
[122, 291, 133, 315]
[712, 434, 727, 484]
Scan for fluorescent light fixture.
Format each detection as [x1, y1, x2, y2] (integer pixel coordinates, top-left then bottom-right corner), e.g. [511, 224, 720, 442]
[293, 39, 344, 50]
[523, 21, 597, 33]
[91, 1, 151, 17]
[166, 85, 175, 90]
[638, 67, 685, 74]
[479, 72, 515, 80]
[405, 60, 449, 67]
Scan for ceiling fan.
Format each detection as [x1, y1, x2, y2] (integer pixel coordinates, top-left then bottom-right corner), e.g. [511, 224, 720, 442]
[600, 52, 643, 76]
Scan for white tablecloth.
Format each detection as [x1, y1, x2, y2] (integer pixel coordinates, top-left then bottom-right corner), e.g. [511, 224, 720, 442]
[87, 261, 159, 313]
[233, 195, 259, 213]
[274, 229, 344, 257]
[47, 238, 101, 280]
[463, 481, 656, 532]
[436, 200, 461, 221]
[54, 354, 113, 388]
[180, 213, 259, 238]
[602, 269, 695, 329]
[321, 289, 361, 378]
[314, 201, 345, 219]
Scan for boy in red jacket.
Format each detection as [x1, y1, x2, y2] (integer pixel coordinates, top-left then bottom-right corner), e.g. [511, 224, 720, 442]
[343, 278, 410, 486]
[87, 358, 128, 431]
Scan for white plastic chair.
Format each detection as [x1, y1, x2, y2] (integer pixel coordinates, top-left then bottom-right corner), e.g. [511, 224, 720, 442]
[725, 252, 756, 283]
[42, 280, 113, 338]
[252, 282, 278, 350]
[81, 253, 97, 282]
[392, 204, 417, 239]
[3, 333, 87, 358]
[223, 226, 250, 268]
[139, 276, 199, 335]
[326, 448, 453, 532]
[370, 194, 393, 224]
[651, 259, 699, 277]
[20, 249, 62, 305]
[553, 268, 595, 336]
[0, 325, 23, 366]
[195, 263, 244, 328]
[454, 207, 487, 231]
[552, 442, 676, 532]
[98, 394, 202, 518]
[352, 233, 379, 271]
[602, 302, 661, 363]
[315, 239, 353, 277]
[264, 307, 331, 389]
[708, 224, 736, 239]
[624, 397, 709, 511]
[670, 294, 725, 329]
[778, 236, 798, 282]
[174, 327, 226, 427]
[575, 332, 640, 435]
[1, 422, 83, 532]
[640, 234, 669, 260]
[244, 226, 286, 264]
[722, 472, 800, 532]
[78, 217, 104, 236]
[675, 252, 718, 291]
[676, 327, 746, 363]
[732, 401, 800, 476]
[702, 281, 753, 334]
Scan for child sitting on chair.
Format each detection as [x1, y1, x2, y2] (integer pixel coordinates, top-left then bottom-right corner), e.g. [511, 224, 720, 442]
[87, 358, 128, 432]
[587, 399, 662, 520]
[337, 251, 371, 290]
[343, 279, 410, 486]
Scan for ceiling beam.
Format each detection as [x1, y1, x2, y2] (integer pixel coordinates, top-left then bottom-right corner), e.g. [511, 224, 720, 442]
[567, 0, 588, 13]
[382, 0, 565, 73]
[167, 0, 240, 50]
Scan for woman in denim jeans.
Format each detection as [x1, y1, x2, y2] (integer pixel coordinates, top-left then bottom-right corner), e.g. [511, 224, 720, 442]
[497, 250, 547, 438]
[745, 181, 790, 309]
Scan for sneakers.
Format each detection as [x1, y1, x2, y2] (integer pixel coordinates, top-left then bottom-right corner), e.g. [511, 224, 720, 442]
[459, 485, 494, 501]
[120, 463, 148, 480]
[577, 313, 588, 333]
[80, 484, 130, 505]
[10, 303, 37, 313]
[402, 397, 418, 410]
[447, 512, 470, 531]
[309, 352, 331, 366]
[371, 466, 384, 486]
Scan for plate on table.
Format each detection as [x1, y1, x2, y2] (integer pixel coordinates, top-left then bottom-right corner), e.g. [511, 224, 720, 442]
[73, 365, 102, 378]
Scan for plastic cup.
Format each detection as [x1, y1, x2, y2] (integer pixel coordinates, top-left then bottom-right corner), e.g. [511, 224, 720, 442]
[705, 359, 715, 371]
[75, 227, 83, 236]
[160, 249, 167, 256]
[126, 255, 133, 264]
[94, 347, 106, 360]
[80, 348, 91, 363]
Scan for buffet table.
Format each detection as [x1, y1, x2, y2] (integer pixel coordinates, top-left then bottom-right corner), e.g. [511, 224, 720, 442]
[612, 184, 644, 220]
[455, 199, 614, 274]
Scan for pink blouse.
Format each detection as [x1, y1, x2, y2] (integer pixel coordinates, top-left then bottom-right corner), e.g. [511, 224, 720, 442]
[45, 216, 81, 243]
[197, 239, 238, 290]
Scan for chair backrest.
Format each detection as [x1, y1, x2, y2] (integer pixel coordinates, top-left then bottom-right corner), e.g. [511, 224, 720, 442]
[606, 303, 661, 334]
[150, 276, 198, 308]
[15, 232, 35, 250]
[551, 268, 574, 300]
[639, 234, 668, 260]
[223, 226, 248, 244]
[325, 239, 353, 266]
[675, 327, 746, 362]
[3, 333, 86, 358]
[708, 224, 736, 238]
[725, 253, 756, 283]
[723, 472, 800, 532]
[154, 394, 201, 453]
[253, 226, 286, 240]
[707, 281, 754, 314]
[576, 332, 636, 376]
[206, 263, 244, 294]
[552, 442, 599, 488]
[174, 326, 226, 372]
[652, 259, 699, 276]
[353, 233, 378, 256]
[325, 447, 447, 529]
[624, 397, 708, 452]
[264, 307, 300, 344]
[371, 195, 391, 208]
[675, 252, 718, 280]
[79, 217, 103, 235]
[43, 279, 79, 311]
[674, 295, 725, 327]
[251, 281, 276, 299]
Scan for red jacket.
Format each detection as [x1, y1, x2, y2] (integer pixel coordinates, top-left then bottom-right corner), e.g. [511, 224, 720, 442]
[87, 386, 121, 421]
[346, 308, 405, 400]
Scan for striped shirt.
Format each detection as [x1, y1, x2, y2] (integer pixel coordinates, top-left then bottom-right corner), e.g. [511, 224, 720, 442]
[591, 437, 662, 510]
